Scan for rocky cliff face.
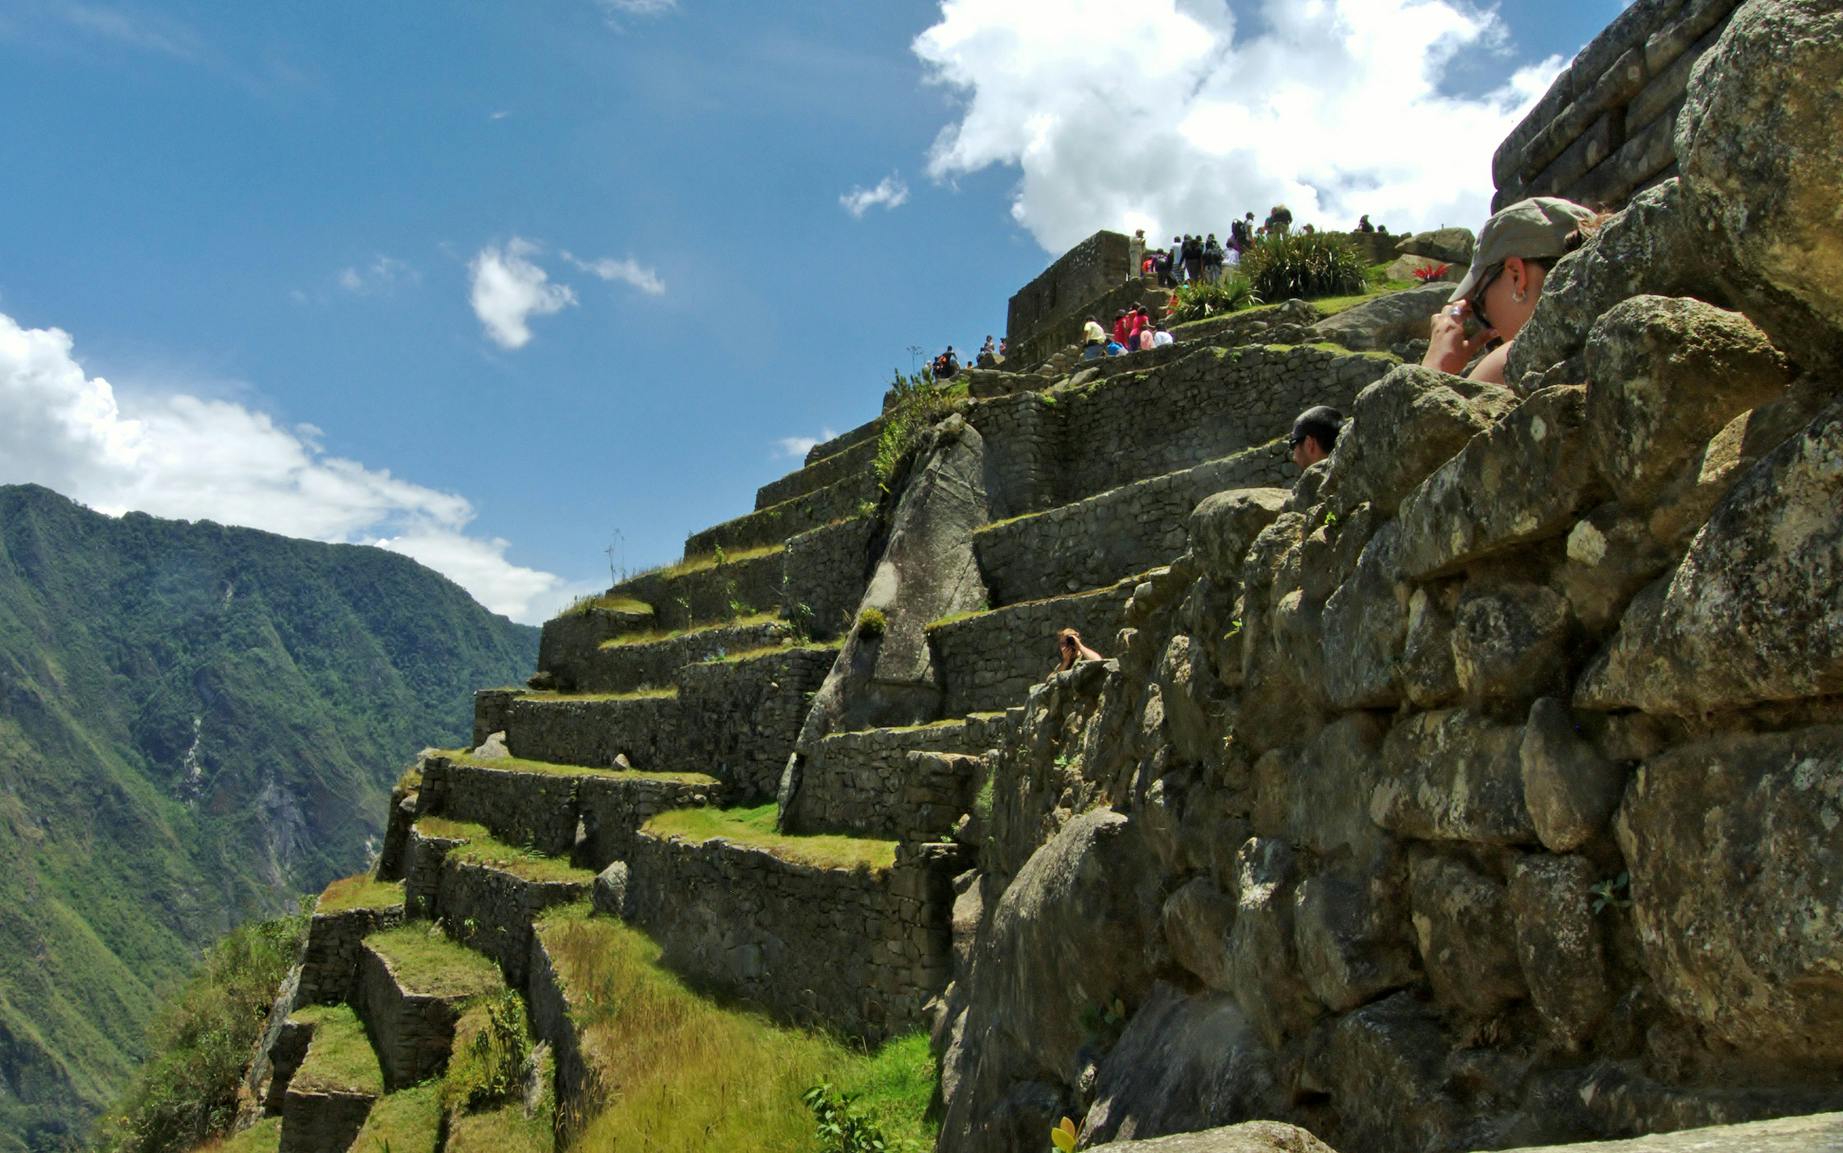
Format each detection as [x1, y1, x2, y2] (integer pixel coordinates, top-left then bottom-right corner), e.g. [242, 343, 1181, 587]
[932, 5, 1843, 1150]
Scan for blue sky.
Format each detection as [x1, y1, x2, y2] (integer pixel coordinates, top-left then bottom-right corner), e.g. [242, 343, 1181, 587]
[0, 0, 1626, 622]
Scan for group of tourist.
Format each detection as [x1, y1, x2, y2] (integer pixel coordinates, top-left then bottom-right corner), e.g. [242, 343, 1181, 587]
[1081, 305, 1174, 359]
[928, 336, 1008, 380]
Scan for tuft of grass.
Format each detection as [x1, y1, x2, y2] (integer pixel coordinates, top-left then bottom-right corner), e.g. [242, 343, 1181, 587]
[854, 607, 888, 639]
[597, 610, 784, 650]
[434, 750, 717, 786]
[196, 1116, 283, 1153]
[1240, 231, 1369, 300]
[440, 826, 597, 885]
[364, 924, 504, 1001]
[447, 1102, 554, 1153]
[538, 907, 936, 1153]
[315, 874, 404, 915]
[561, 594, 653, 620]
[349, 1081, 442, 1153]
[442, 990, 531, 1115]
[701, 641, 839, 666]
[414, 816, 486, 843]
[288, 1004, 383, 1096]
[517, 686, 677, 703]
[655, 542, 785, 582]
[642, 804, 897, 873]
[922, 608, 985, 632]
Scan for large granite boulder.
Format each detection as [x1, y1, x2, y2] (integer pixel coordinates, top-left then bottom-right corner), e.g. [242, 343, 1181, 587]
[1616, 726, 1843, 1062]
[1308, 283, 1455, 353]
[1577, 399, 1843, 713]
[1329, 365, 1517, 515]
[1676, 0, 1843, 371]
[1520, 697, 1625, 853]
[1225, 837, 1322, 1046]
[1509, 854, 1612, 1051]
[1395, 227, 1475, 265]
[1087, 1120, 1339, 1153]
[1372, 709, 1536, 845]
[1583, 296, 1790, 505]
[1409, 853, 1526, 1019]
[1190, 488, 1289, 583]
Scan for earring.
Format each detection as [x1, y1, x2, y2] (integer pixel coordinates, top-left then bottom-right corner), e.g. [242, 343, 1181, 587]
[1512, 287, 1527, 304]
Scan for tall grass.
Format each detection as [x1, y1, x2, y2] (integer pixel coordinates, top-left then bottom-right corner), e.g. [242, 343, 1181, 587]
[1240, 232, 1369, 301]
[540, 908, 936, 1153]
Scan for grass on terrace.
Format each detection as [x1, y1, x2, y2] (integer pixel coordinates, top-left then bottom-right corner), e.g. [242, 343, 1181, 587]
[413, 818, 593, 884]
[652, 541, 785, 581]
[349, 1081, 441, 1153]
[198, 1116, 281, 1152]
[288, 1004, 382, 1096]
[539, 907, 936, 1153]
[315, 874, 403, 915]
[516, 686, 677, 703]
[446, 1103, 553, 1153]
[561, 594, 653, 619]
[700, 640, 839, 666]
[643, 803, 897, 873]
[435, 749, 718, 786]
[597, 610, 784, 649]
[364, 924, 504, 1001]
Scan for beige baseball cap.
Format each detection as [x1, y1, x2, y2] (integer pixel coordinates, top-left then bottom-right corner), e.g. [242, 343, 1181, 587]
[1449, 197, 1597, 304]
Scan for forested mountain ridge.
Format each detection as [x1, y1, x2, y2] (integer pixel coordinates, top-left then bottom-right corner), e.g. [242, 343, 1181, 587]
[0, 484, 537, 1152]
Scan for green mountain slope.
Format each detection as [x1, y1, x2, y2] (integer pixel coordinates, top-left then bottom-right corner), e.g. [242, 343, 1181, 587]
[0, 485, 537, 1152]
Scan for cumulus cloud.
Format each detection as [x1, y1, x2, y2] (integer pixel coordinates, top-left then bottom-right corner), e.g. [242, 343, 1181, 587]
[912, 0, 1564, 252]
[561, 252, 667, 296]
[468, 238, 577, 350]
[840, 176, 911, 218]
[773, 427, 838, 460]
[337, 255, 416, 296]
[0, 309, 569, 622]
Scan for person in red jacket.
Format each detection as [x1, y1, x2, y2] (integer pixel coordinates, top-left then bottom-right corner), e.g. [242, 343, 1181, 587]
[1125, 305, 1148, 351]
[1111, 309, 1132, 350]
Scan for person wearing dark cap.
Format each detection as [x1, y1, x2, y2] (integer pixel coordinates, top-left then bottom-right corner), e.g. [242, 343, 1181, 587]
[1425, 196, 1597, 385]
[1289, 406, 1343, 470]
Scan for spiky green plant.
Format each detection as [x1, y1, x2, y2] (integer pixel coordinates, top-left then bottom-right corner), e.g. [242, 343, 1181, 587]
[1240, 232, 1369, 301]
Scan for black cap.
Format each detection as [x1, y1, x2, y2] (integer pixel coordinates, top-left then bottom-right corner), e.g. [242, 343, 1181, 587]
[1290, 406, 1344, 449]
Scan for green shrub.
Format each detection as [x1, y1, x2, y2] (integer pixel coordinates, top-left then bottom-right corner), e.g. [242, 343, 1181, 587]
[442, 990, 531, 1114]
[855, 607, 888, 640]
[1240, 232, 1368, 301]
[873, 372, 955, 494]
[804, 1082, 894, 1153]
[1165, 274, 1259, 324]
[96, 910, 308, 1153]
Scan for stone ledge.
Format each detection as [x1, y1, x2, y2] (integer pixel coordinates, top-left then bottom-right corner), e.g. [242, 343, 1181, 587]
[356, 929, 502, 1090]
[757, 433, 880, 511]
[787, 714, 1009, 839]
[929, 578, 1139, 716]
[503, 691, 681, 773]
[686, 470, 878, 557]
[579, 617, 791, 694]
[435, 856, 593, 988]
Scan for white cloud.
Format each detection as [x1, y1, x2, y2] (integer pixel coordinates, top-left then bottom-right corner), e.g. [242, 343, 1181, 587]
[468, 238, 577, 350]
[774, 427, 838, 460]
[61, 4, 201, 59]
[595, 0, 677, 26]
[839, 175, 910, 218]
[0, 309, 569, 623]
[912, 0, 1564, 252]
[561, 252, 667, 296]
[337, 255, 416, 296]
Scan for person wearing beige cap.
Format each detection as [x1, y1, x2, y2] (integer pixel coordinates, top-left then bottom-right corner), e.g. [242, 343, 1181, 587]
[1423, 196, 1598, 385]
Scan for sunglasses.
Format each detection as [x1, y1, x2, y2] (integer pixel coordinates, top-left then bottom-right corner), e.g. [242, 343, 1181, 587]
[1468, 262, 1504, 329]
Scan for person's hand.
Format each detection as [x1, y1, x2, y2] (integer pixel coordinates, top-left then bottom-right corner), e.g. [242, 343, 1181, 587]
[1423, 299, 1495, 376]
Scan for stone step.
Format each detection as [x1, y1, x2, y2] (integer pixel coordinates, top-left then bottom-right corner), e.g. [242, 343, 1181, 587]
[415, 750, 721, 871]
[577, 615, 792, 694]
[927, 576, 1141, 717]
[973, 442, 1290, 606]
[502, 690, 681, 773]
[298, 875, 406, 1006]
[627, 805, 963, 1042]
[685, 469, 878, 558]
[755, 433, 881, 511]
[805, 414, 885, 465]
[535, 596, 656, 689]
[425, 824, 597, 988]
[347, 1082, 440, 1153]
[968, 343, 1394, 518]
[279, 1004, 381, 1153]
[355, 924, 505, 1090]
[783, 713, 1010, 840]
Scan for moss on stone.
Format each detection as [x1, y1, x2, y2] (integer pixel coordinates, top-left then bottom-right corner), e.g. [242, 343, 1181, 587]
[436, 750, 718, 786]
[414, 816, 487, 842]
[349, 1080, 441, 1153]
[364, 924, 504, 1001]
[517, 686, 678, 703]
[315, 874, 404, 915]
[288, 1004, 382, 1096]
[642, 803, 898, 872]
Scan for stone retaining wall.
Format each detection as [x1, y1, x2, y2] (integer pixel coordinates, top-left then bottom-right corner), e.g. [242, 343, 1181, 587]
[805, 415, 882, 467]
[435, 860, 589, 989]
[424, 757, 579, 857]
[356, 943, 469, 1090]
[685, 468, 879, 557]
[402, 826, 468, 919]
[472, 688, 523, 746]
[783, 516, 877, 640]
[626, 835, 962, 1042]
[503, 694, 680, 772]
[297, 905, 404, 1006]
[1492, 0, 1743, 210]
[526, 932, 594, 1136]
[757, 435, 880, 511]
[1006, 230, 1134, 372]
[785, 714, 1010, 837]
[974, 444, 1293, 606]
[280, 1084, 373, 1153]
[536, 601, 652, 691]
[579, 619, 789, 694]
[576, 773, 719, 872]
[675, 648, 838, 800]
[930, 580, 1138, 717]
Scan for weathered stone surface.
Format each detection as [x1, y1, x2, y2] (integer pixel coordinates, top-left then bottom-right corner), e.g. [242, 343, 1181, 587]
[1088, 1120, 1339, 1153]
[1330, 365, 1518, 515]
[1554, 505, 1678, 635]
[1320, 525, 1408, 710]
[1373, 709, 1536, 845]
[1395, 386, 1600, 580]
[1615, 726, 1843, 1062]
[1080, 984, 1278, 1147]
[1521, 697, 1625, 853]
[1509, 854, 1612, 1050]
[1409, 854, 1526, 1018]
[1308, 284, 1456, 354]
[1162, 877, 1236, 992]
[1323, 993, 1458, 1153]
[1577, 400, 1843, 713]
[1677, 0, 1843, 370]
[1190, 488, 1289, 583]
[1452, 582, 1572, 703]
[591, 860, 629, 919]
[1491, 1113, 1843, 1153]
[1396, 228, 1476, 265]
[1506, 180, 1710, 391]
[1283, 714, 1390, 861]
[1402, 584, 1461, 708]
[1226, 837, 1322, 1046]
[1584, 296, 1790, 504]
[1293, 861, 1415, 1013]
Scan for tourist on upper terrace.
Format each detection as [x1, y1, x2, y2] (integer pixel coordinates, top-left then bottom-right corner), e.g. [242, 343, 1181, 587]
[1202, 234, 1224, 282]
[1357, 214, 1375, 233]
[1265, 204, 1293, 235]
[933, 346, 960, 380]
[1112, 309, 1133, 350]
[1289, 405, 1343, 470]
[1170, 236, 1187, 283]
[1126, 305, 1149, 350]
[1082, 316, 1107, 360]
[1182, 234, 1204, 283]
[1054, 628, 1104, 672]
[1232, 213, 1255, 253]
[976, 335, 997, 367]
[1152, 321, 1174, 348]
[1423, 196, 1597, 386]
